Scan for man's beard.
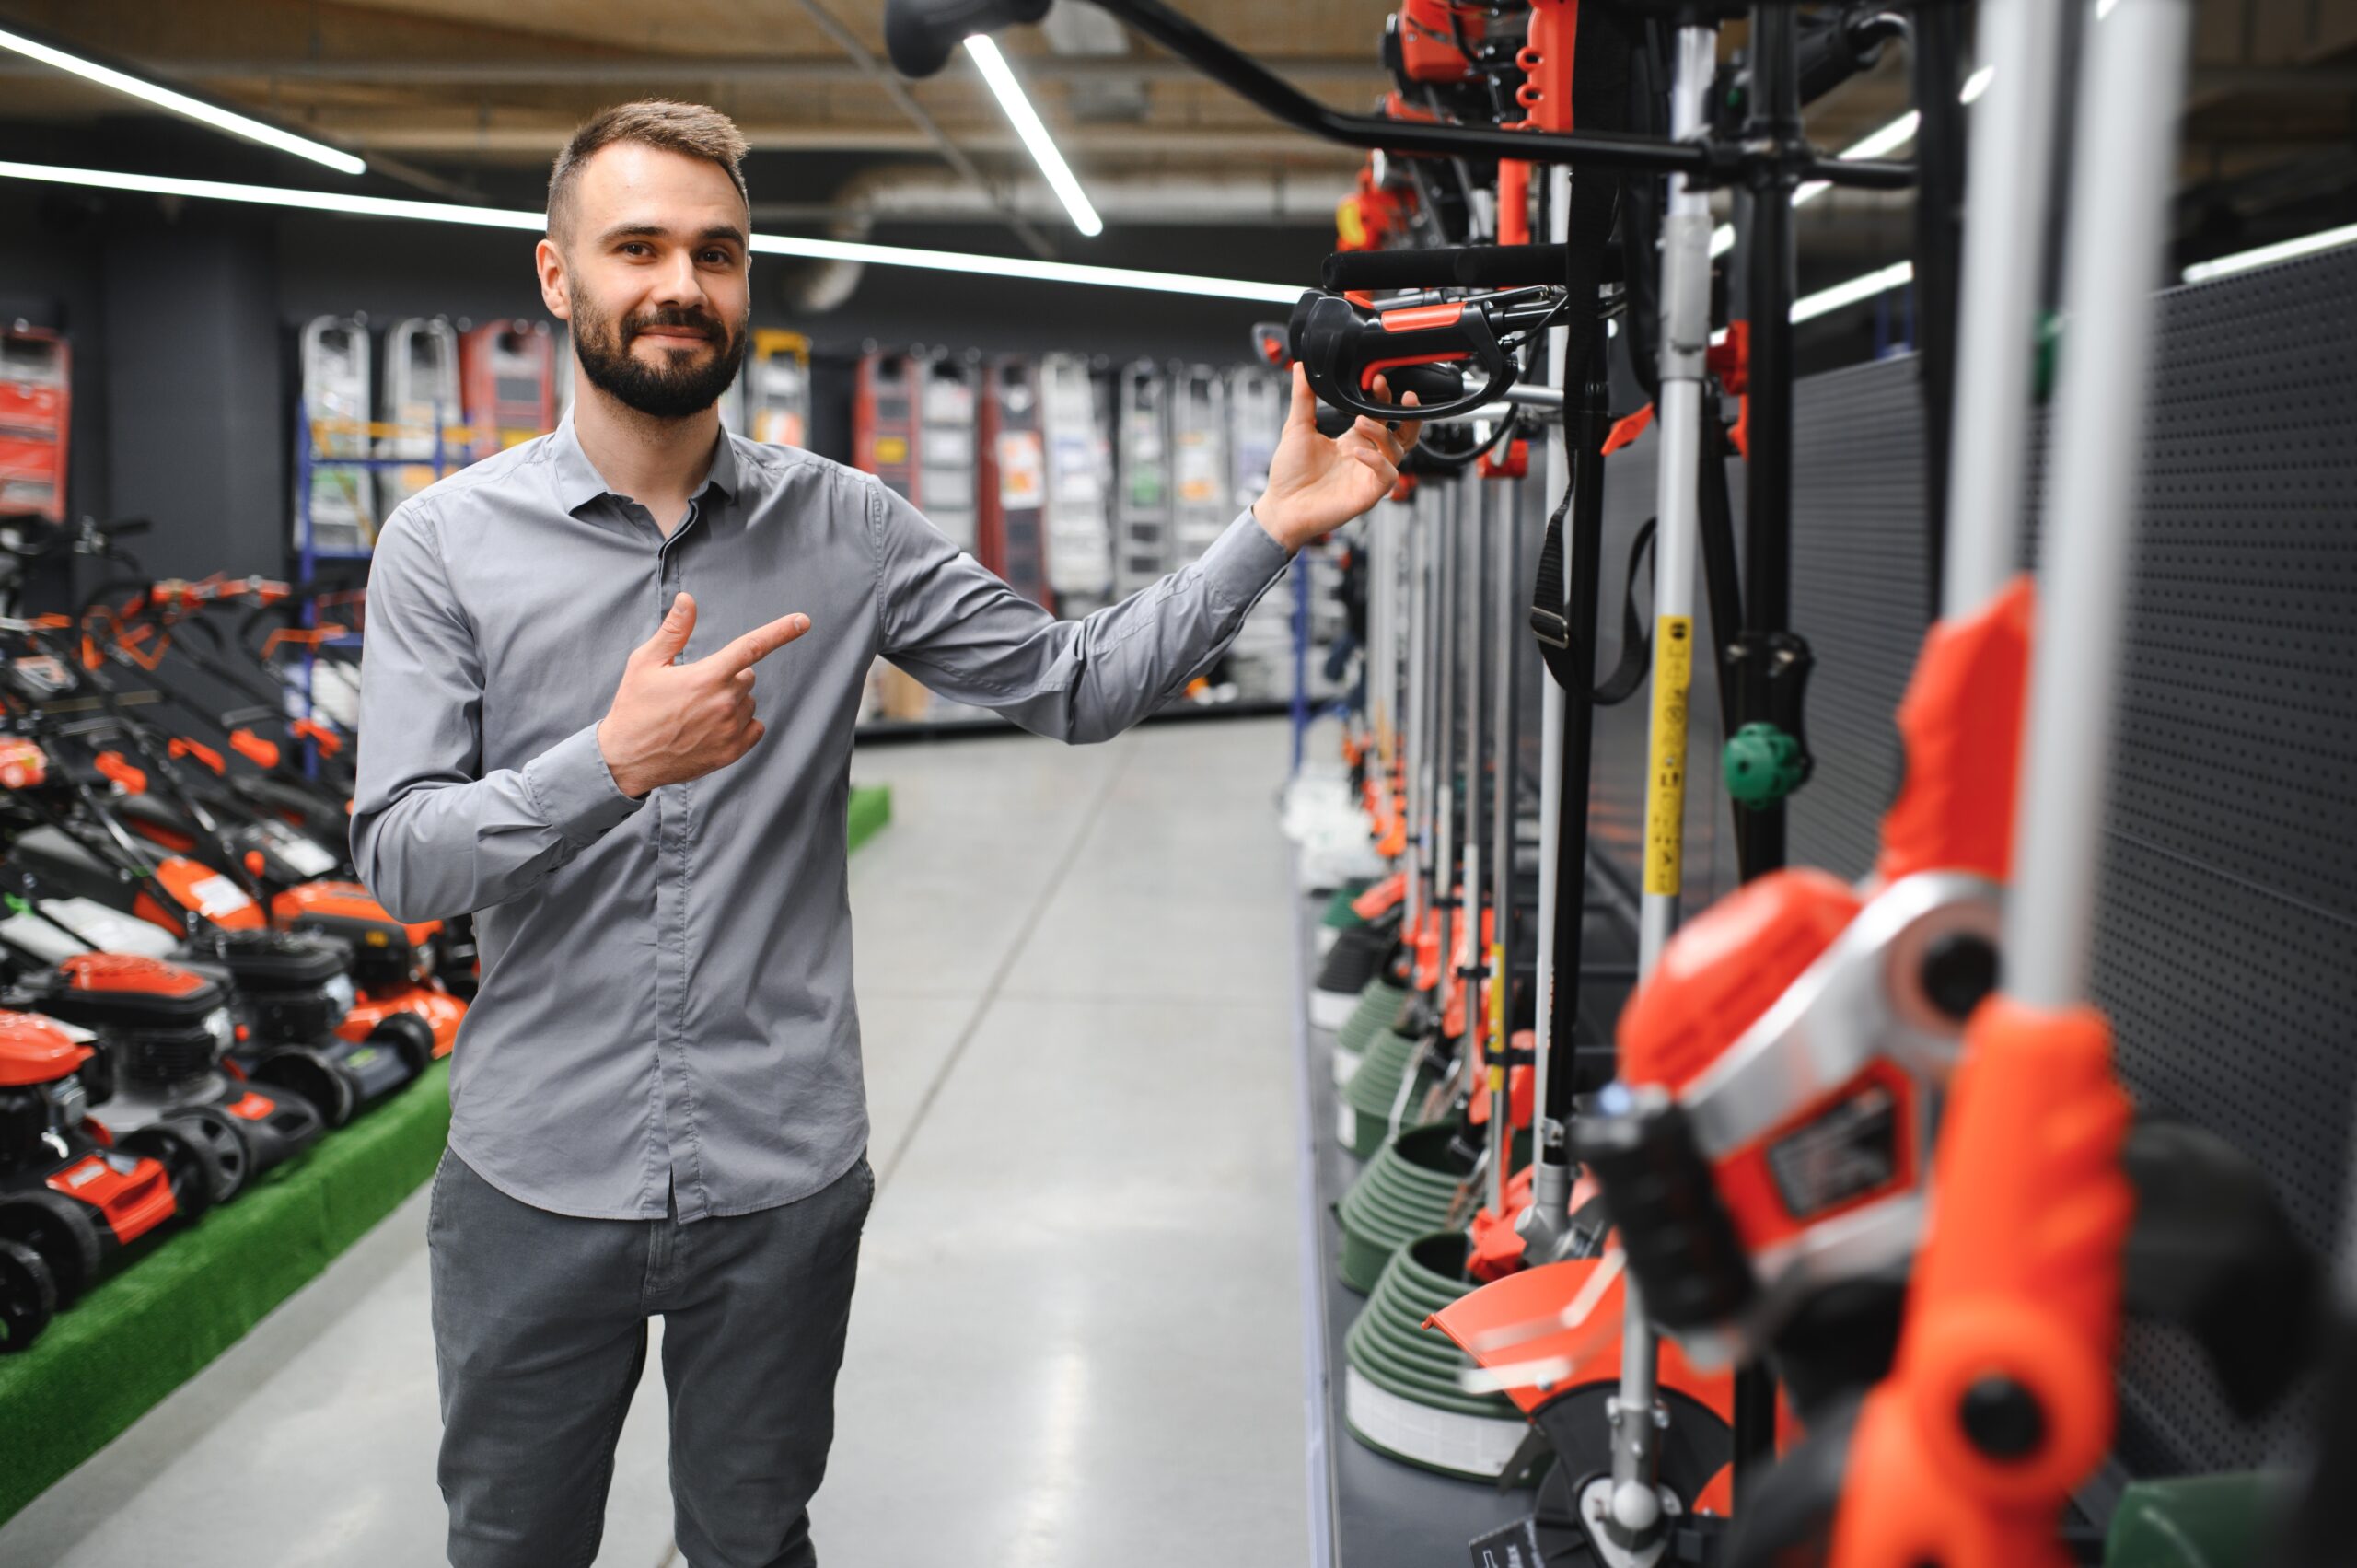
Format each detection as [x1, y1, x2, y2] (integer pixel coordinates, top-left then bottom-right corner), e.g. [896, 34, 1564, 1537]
[571, 294, 749, 421]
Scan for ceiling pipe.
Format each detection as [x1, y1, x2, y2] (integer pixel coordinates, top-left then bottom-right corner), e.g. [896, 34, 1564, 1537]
[772, 164, 1346, 313]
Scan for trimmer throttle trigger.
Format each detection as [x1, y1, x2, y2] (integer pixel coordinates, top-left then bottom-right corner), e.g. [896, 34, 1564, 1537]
[1314, 361, 1459, 438]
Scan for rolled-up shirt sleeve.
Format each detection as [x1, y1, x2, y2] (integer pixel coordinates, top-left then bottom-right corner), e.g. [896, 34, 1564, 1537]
[351, 500, 644, 923]
[869, 479, 1292, 744]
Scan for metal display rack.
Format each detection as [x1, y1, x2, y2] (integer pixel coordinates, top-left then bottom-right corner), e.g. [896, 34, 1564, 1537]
[287, 400, 471, 739]
[291, 400, 470, 577]
[1287, 848, 1645, 1568]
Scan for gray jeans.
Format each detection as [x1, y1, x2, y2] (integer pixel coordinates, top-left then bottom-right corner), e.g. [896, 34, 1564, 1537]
[427, 1148, 875, 1568]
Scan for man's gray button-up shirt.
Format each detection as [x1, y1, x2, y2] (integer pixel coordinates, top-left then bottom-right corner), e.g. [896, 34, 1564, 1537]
[352, 416, 1290, 1221]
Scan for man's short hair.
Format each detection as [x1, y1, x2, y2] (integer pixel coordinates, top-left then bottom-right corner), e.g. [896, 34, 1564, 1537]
[547, 99, 751, 242]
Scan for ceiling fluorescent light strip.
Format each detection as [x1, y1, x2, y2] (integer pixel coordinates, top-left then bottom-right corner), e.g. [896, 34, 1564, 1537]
[964, 35, 1103, 238]
[1790, 259, 1915, 323]
[2181, 222, 2357, 285]
[0, 160, 1299, 303]
[0, 25, 365, 176]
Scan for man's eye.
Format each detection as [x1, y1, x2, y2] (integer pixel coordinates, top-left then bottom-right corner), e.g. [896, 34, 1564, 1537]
[701, 250, 733, 265]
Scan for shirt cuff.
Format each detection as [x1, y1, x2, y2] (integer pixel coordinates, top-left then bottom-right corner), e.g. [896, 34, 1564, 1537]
[522, 720, 644, 850]
[1202, 507, 1295, 612]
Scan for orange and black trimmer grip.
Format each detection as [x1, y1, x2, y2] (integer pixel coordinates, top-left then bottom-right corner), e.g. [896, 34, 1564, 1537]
[1875, 575, 2035, 887]
[1288, 289, 1515, 426]
[1825, 994, 2134, 1568]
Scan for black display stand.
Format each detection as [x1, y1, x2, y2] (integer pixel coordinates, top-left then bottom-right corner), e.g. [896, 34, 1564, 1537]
[1287, 853, 1643, 1568]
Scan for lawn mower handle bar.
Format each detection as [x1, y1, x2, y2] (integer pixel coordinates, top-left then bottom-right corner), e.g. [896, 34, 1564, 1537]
[883, 0, 1913, 190]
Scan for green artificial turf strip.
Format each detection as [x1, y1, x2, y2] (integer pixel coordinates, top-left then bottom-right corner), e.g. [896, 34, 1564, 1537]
[0, 1056, 454, 1524]
[0, 787, 893, 1524]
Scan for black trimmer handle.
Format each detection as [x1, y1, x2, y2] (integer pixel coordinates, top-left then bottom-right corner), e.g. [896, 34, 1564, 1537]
[1288, 290, 1515, 424]
[1253, 317, 1446, 436]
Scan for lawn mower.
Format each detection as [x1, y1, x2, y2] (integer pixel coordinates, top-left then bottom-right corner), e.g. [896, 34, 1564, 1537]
[0, 1005, 218, 1351]
[0, 864, 426, 1128]
[0, 630, 465, 1059]
[75, 589, 482, 1003]
[0, 616, 345, 893]
[4, 949, 322, 1204]
[76, 575, 357, 837]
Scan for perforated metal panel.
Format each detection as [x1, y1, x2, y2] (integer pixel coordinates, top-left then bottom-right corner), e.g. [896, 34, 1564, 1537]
[1787, 360, 1933, 879]
[2074, 249, 2357, 1474]
[1724, 248, 2357, 1478]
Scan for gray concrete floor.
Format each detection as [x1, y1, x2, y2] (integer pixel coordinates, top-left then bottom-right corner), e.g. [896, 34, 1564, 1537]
[0, 718, 1309, 1568]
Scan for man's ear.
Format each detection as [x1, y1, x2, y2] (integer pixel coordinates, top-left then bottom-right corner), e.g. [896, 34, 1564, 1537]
[535, 236, 572, 322]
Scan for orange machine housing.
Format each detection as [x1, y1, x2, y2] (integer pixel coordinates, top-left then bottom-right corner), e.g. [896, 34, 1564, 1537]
[459, 320, 556, 454]
[853, 352, 920, 502]
[0, 326, 70, 523]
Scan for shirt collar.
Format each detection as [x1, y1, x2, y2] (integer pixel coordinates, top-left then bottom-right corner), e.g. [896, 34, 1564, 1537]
[549, 411, 741, 517]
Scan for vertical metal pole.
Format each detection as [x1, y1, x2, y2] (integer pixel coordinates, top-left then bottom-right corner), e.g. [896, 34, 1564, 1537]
[1942, 0, 2069, 620]
[1373, 505, 1396, 769]
[1530, 162, 1573, 1205]
[1404, 490, 1430, 938]
[1459, 472, 1489, 1101]
[1636, 23, 1714, 973]
[1739, 2, 1799, 877]
[294, 399, 320, 754]
[1290, 552, 1311, 775]
[1488, 470, 1521, 1218]
[1729, 0, 1808, 1493]
[1910, 0, 1969, 614]
[1420, 484, 1446, 946]
[1527, 339, 1610, 1258]
[1432, 481, 1459, 958]
[1610, 19, 1718, 1542]
[2007, 0, 2190, 1008]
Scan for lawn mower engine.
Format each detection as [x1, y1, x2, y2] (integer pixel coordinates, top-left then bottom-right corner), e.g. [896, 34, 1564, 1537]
[12, 952, 325, 1204]
[0, 1007, 215, 1352]
[272, 882, 465, 1058]
[176, 927, 430, 1125]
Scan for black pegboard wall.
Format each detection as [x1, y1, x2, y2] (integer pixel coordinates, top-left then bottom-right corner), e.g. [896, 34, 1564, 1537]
[1786, 358, 1934, 879]
[1772, 249, 2356, 1477]
[2078, 249, 2357, 1475]
[1583, 247, 2355, 1477]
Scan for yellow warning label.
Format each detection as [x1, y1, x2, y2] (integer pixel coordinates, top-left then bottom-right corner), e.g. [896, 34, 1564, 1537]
[1643, 615, 1694, 898]
[874, 435, 908, 464]
[1487, 941, 1506, 1058]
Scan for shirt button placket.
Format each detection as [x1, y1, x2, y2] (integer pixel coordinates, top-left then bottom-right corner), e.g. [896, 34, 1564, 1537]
[653, 518, 699, 1218]
[652, 532, 685, 1216]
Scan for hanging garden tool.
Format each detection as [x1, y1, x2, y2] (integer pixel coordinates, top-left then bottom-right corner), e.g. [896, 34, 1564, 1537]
[1438, 7, 2318, 1566]
[1724, 5, 2321, 1562]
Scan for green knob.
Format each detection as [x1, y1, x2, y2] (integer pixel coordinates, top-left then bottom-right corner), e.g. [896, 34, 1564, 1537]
[2032, 311, 2064, 405]
[1724, 722, 1805, 807]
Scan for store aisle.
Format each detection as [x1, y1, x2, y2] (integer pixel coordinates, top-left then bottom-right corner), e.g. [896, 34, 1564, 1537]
[0, 718, 1308, 1568]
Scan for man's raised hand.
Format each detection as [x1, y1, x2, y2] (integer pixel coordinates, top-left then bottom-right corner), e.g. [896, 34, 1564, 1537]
[597, 594, 810, 799]
[1249, 366, 1422, 554]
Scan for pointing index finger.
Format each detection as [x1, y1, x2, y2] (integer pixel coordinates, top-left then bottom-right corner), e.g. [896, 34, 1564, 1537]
[709, 613, 812, 673]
